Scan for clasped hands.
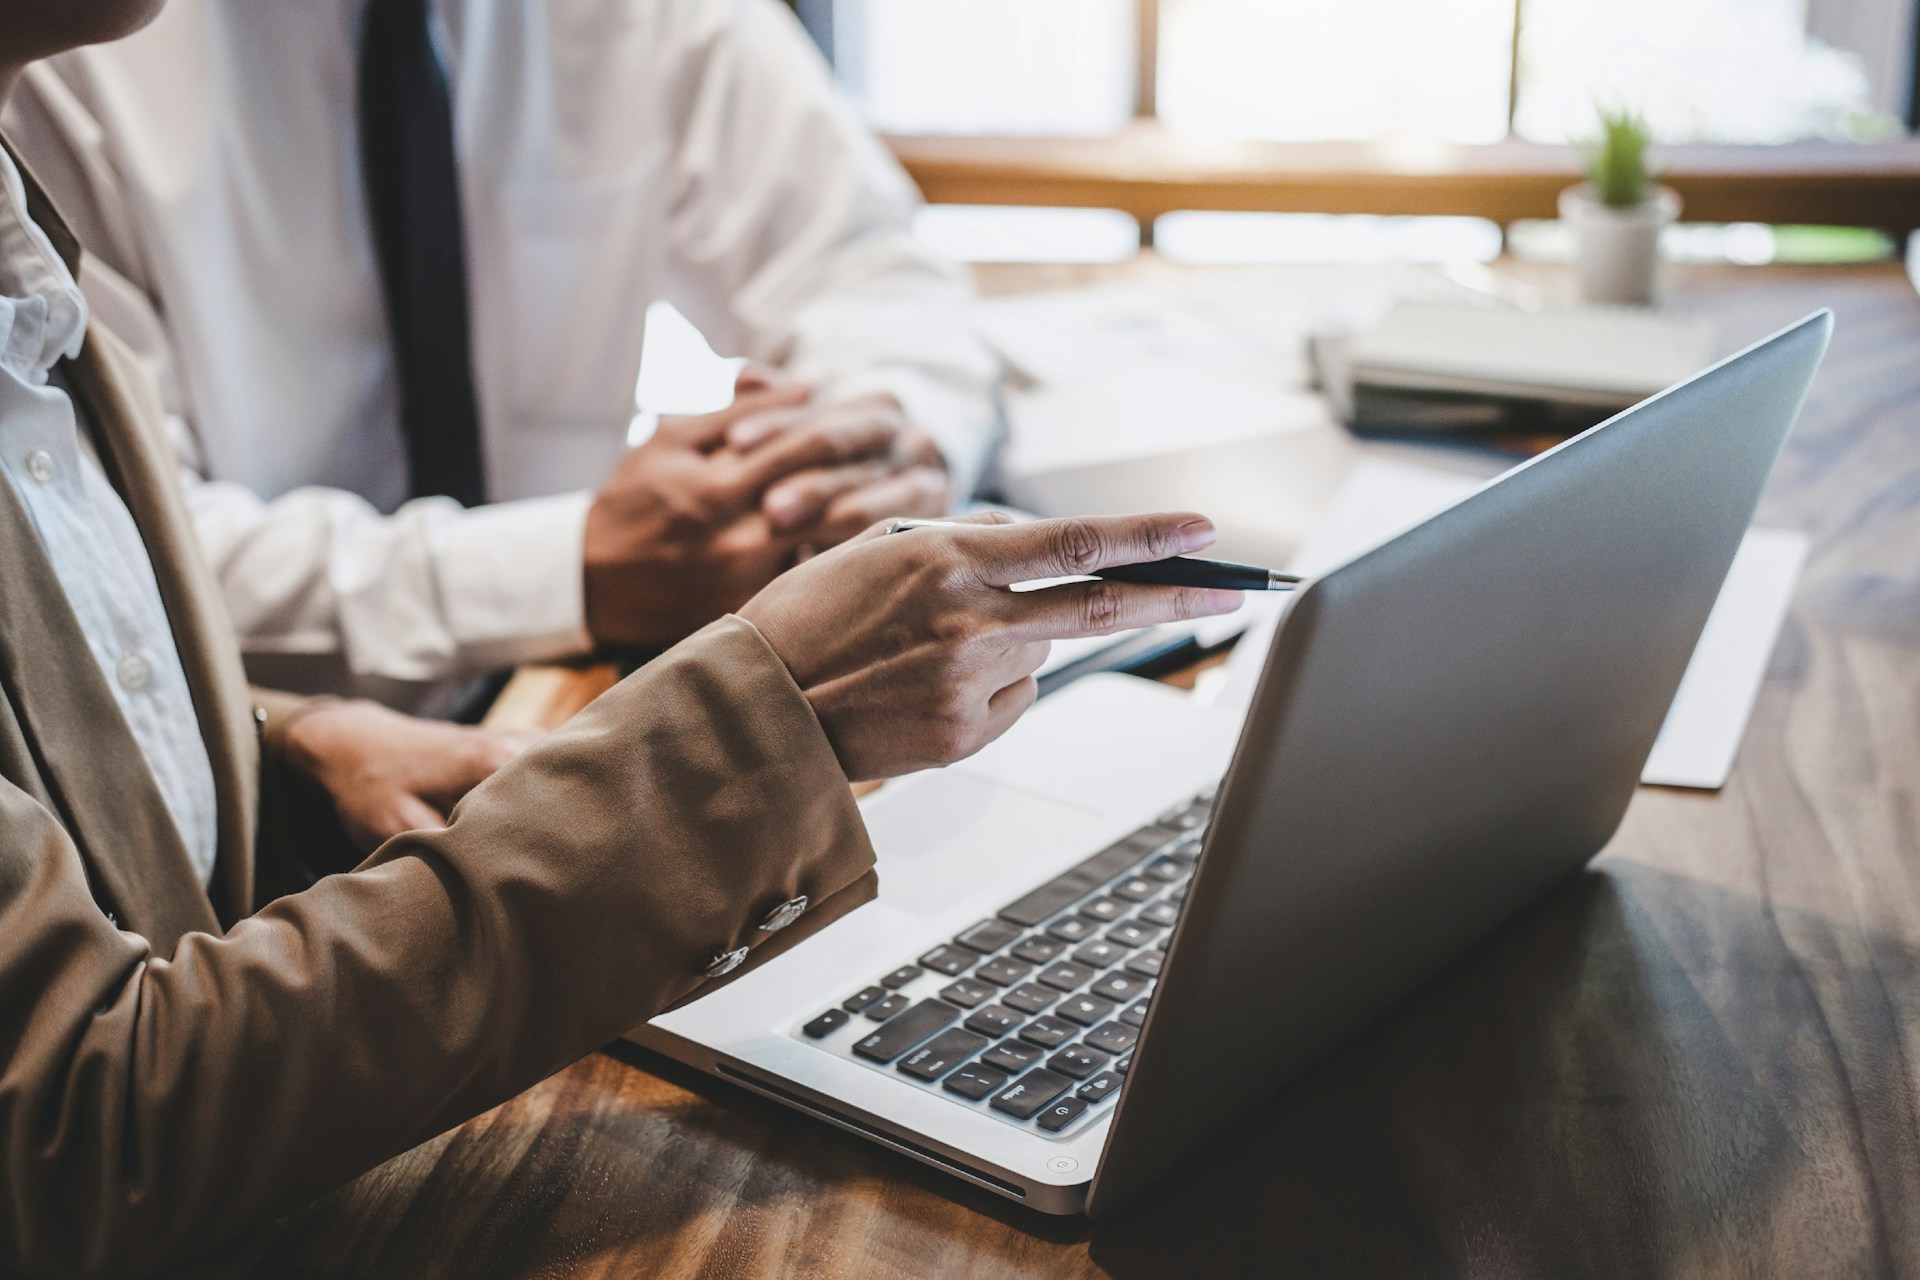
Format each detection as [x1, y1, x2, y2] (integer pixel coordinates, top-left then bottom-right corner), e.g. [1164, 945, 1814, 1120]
[582, 368, 952, 650]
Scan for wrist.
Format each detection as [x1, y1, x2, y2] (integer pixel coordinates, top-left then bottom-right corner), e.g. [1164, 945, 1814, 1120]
[279, 699, 364, 784]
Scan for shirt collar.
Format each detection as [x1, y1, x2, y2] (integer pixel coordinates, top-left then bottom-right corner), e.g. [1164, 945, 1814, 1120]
[0, 148, 87, 387]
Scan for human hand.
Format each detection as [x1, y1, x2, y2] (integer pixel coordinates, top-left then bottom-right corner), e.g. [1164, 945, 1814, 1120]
[585, 381, 880, 648]
[726, 392, 952, 540]
[738, 512, 1242, 781]
[283, 701, 539, 853]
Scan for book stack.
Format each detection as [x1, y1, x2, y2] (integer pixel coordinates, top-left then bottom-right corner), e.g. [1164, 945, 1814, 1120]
[1312, 301, 1718, 451]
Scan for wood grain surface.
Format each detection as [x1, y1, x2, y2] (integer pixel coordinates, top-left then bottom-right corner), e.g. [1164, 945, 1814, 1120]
[263, 261, 1920, 1278]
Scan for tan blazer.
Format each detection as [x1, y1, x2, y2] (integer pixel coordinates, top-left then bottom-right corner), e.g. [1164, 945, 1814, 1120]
[0, 145, 877, 1280]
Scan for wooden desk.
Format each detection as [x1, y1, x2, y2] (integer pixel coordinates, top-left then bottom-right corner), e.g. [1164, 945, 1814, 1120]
[266, 262, 1920, 1277]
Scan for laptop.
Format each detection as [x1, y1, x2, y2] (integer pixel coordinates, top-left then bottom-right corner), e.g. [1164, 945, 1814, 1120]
[636, 311, 1831, 1216]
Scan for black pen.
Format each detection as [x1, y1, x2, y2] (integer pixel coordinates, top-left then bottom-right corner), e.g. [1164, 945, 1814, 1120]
[884, 519, 1302, 591]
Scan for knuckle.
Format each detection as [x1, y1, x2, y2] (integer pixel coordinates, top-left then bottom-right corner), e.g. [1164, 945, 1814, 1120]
[1050, 518, 1105, 576]
[929, 540, 978, 589]
[1079, 581, 1124, 634]
[1144, 519, 1183, 562]
[1174, 585, 1212, 618]
[929, 607, 977, 649]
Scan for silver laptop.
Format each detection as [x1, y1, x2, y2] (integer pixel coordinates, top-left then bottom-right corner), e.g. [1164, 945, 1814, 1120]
[636, 311, 1830, 1217]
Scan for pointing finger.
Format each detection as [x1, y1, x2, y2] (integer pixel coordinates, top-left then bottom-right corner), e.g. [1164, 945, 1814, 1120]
[999, 579, 1242, 643]
[932, 513, 1219, 588]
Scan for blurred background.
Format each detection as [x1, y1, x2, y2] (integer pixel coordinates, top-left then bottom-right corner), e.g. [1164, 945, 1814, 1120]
[643, 0, 1919, 409]
[799, 0, 1915, 267]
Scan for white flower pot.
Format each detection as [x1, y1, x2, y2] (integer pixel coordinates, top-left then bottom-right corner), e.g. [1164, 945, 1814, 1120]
[1559, 183, 1681, 307]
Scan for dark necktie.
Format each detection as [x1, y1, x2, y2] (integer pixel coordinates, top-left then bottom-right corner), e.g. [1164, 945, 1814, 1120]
[358, 0, 487, 507]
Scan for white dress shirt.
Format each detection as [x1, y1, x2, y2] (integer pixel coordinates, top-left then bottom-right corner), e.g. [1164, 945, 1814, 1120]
[0, 152, 218, 885]
[3, 0, 1002, 713]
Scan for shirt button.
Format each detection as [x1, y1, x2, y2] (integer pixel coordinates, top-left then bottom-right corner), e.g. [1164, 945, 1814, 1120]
[703, 946, 749, 979]
[25, 450, 55, 484]
[758, 895, 809, 933]
[116, 653, 152, 693]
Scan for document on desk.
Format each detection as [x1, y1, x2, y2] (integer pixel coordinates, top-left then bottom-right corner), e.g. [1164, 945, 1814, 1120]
[1203, 457, 1807, 791]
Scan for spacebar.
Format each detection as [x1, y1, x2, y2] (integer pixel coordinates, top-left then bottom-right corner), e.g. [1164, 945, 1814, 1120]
[998, 826, 1179, 927]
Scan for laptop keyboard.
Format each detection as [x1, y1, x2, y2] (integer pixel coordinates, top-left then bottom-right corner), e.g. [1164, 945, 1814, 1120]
[793, 787, 1213, 1140]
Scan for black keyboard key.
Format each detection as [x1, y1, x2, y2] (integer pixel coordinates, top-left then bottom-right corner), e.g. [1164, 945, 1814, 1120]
[1121, 999, 1150, 1028]
[1055, 993, 1117, 1027]
[803, 1009, 850, 1038]
[865, 992, 911, 1021]
[1045, 916, 1097, 943]
[1115, 1055, 1132, 1074]
[898, 1027, 991, 1080]
[881, 965, 924, 989]
[1088, 972, 1149, 1003]
[852, 999, 959, 1063]
[1003, 983, 1056, 1015]
[919, 946, 975, 976]
[939, 977, 995, 1008]
[1144, 857, 1185, 882]
[1047, 1044, 1110, 1079]
[1017, 1016, 1077, 1049]
[1139, 901, 1181, 927]
[1078, 897, 1127, 924]
[842, 985, 886, 1013]
[1167, 884, 1190, 904]
[1078, 1071, 1121, 1102]
[1011, 935, 1067, 964]
[1124, 952, 1164, 979]
[956, 919, 1022, 953]
[974, 957, 1033, 987]
[1107, 921, 1159, 948]
[1071, 940, 1125, 968]
[943, 1061, 1009, 1101]
[1038, 961, 1095, 992]
[990, 1068, 1074, 1119]
[1084, 1021, 1139, 1055]
[1036, 1095, 1090, 1133]
[997, 827, 1180, 927]
[964, 1005, 1024, 1038]
[1111, 877, 1157, 903]
[983, 1039, 1044, 1073]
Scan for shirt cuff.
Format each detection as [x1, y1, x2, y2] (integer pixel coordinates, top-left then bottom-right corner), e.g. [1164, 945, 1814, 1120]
[819, 367, 1005, 509]
[432, 491, 594, 671]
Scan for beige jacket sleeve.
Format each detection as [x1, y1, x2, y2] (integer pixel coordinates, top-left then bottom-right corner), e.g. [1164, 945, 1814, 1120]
[0, 615, 875, 1280]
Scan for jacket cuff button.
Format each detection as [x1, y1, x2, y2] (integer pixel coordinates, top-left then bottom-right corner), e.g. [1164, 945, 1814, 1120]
[757, 895, 809, 933]
[704, 946, 749, 978]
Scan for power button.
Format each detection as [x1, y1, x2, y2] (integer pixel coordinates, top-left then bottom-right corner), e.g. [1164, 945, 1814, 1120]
[1046, 1155, 1079, 1175]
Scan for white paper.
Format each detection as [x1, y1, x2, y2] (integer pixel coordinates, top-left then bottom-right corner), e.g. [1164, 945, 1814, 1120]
[1640, 528, 1807, 789]
[1201, 456, 1805, 791]
[1004, 363, 1332, 476]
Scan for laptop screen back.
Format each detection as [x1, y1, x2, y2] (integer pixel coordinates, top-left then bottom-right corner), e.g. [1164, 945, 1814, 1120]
[1088, 312, 1831, 1216]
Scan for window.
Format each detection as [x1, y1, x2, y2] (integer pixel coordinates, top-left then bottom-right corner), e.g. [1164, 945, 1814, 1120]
[1515, 0, 1909, 143]
[823, 0, 1914, 144]
[801, 0, 1920, 264]
[1157, 0, 1514, 143]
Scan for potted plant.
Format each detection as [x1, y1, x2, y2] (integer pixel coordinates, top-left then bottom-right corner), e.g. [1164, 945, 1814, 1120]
[1558, 108, 1680, 306]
